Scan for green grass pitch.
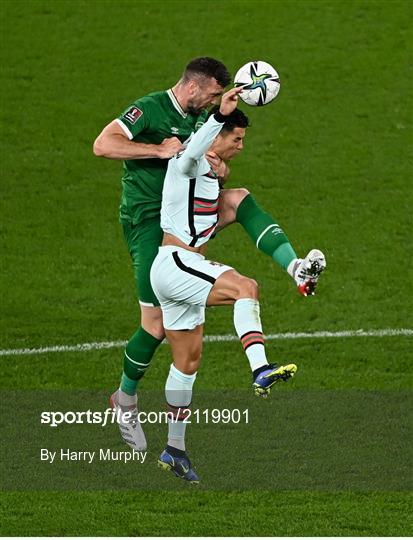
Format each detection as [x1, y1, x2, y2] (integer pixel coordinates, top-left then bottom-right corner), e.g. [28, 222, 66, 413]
[1, 0, 412, 536]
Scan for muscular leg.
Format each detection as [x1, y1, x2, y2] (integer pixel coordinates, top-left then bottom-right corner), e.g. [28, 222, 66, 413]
[207, 268, 296, 394]
[120, 305, 165, 398]
[218, 188, 298, 273]
[206, 268, 269, 371]
[165, 325, 203, 375]
[216, 188, 249, 231]
[164, 325, 203, 452]
[141, 305, 165, 340]
[206, 268, 258, 305]
[119, 218, 165, 399]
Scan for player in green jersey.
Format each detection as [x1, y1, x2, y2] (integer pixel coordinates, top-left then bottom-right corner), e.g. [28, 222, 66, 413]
[93, 58, 326, 452]
[94, 58, 230, 449]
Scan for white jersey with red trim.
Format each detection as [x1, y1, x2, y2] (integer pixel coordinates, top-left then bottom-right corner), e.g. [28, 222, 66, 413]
[160, 114, 225, 247]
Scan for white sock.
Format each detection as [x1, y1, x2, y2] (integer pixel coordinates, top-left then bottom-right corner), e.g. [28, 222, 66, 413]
[118, 388, 137, 407]
[287, 258, 301, 281]
[233, 298, 268, 372]
[165, 364, 196, 451]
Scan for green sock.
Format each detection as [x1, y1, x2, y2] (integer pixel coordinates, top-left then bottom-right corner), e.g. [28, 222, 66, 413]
[120, 372, 138, 395]
[272, 242, 298, 271]
[120, 327, 163, 395]
[236, 194, 297, 270]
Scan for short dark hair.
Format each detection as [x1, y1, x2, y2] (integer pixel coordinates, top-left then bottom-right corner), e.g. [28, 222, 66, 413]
[183, 57, 231, 88]
[208, 105, 250, 132]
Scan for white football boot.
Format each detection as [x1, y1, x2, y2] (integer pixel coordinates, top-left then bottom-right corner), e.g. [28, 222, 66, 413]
[109, 390, 147, 451]
[292, 249, 326, 296]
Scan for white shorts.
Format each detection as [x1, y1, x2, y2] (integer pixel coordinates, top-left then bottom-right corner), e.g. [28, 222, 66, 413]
[150, 246, 233, 330]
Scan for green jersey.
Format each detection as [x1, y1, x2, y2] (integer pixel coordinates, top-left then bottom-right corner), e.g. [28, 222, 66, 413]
[116, 90, 207, 225]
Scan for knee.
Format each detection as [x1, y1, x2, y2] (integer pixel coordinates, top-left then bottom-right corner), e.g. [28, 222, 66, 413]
[221, 188, 250, 210]
[236, 276, 259, 300]
[237, 187, 250, 200]
[232, 188, 250, 209]
[141, 309, 165, 340]
[148, 320, 165, 341]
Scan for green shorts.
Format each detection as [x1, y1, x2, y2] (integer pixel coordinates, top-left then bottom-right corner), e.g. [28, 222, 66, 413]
[121, 217, 163, 306]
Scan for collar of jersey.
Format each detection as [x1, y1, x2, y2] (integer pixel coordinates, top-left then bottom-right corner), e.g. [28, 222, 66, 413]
[167, 89, 187, 118]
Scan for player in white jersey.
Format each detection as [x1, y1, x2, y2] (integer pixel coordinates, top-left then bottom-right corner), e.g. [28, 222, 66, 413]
[150, 87, 326, 483]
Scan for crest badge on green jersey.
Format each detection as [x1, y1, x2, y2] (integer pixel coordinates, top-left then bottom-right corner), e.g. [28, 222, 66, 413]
[124, 106, 143, 124]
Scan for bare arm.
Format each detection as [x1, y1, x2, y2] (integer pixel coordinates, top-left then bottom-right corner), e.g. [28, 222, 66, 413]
[176, 87, 243, 175]
[93, 120, 184, 160]
[176, 115, 225, 175]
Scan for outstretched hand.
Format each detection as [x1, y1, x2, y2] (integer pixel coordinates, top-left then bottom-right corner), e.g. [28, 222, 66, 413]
[219, 87, 243, 116]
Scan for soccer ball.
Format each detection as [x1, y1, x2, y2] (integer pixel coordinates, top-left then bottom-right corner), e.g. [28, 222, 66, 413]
[234, 61, 280, 106]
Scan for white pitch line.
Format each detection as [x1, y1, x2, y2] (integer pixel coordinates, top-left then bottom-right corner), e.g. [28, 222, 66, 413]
[0, 328, 412, 358]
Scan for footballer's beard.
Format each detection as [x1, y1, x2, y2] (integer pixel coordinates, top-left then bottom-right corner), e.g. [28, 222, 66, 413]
[186, 99, 206, 115]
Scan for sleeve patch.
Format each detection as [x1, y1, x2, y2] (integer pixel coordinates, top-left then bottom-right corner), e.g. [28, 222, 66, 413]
[123, 106, 143, 124]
